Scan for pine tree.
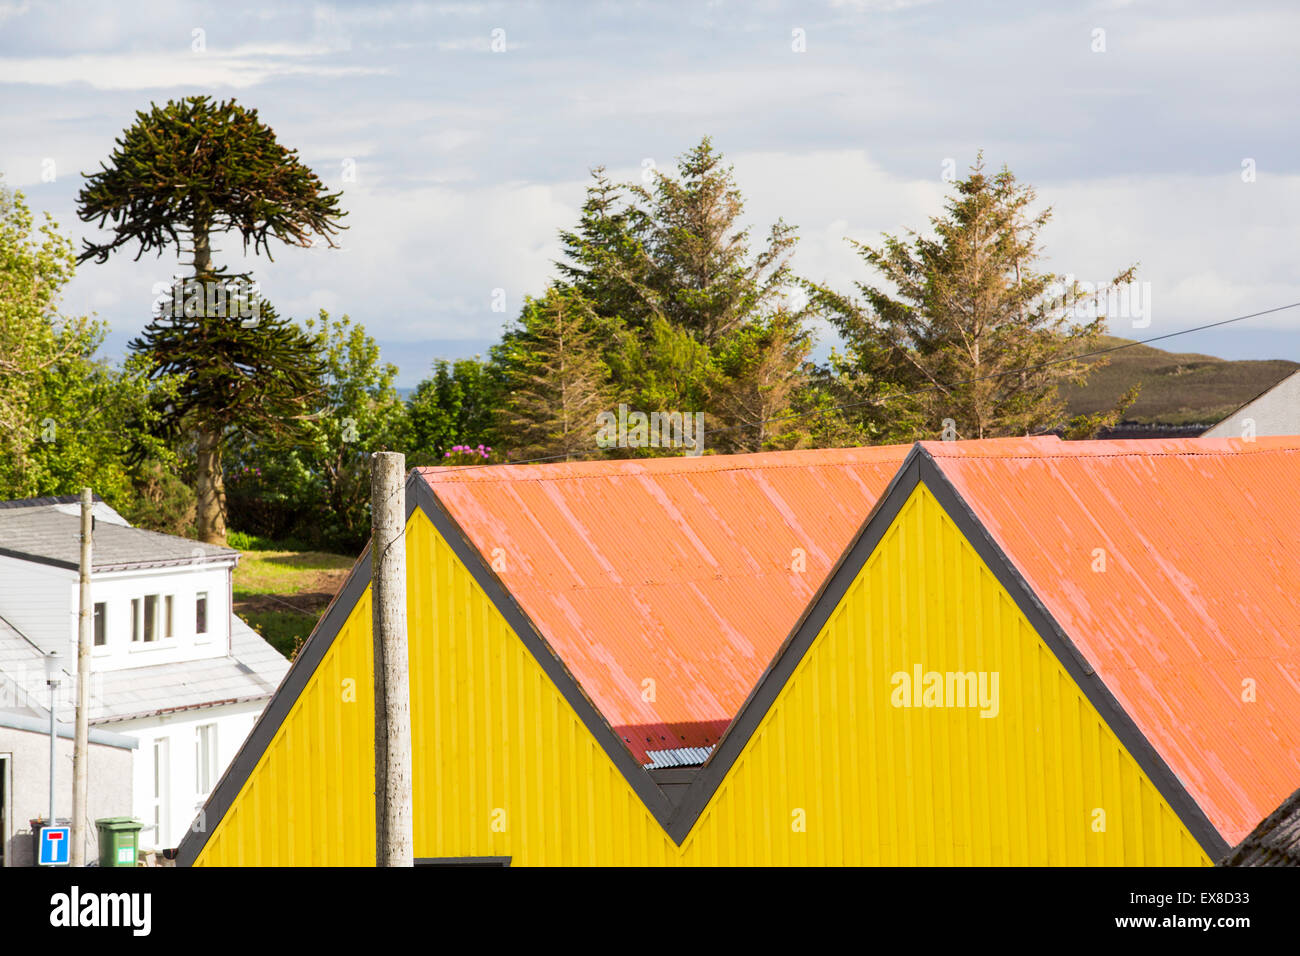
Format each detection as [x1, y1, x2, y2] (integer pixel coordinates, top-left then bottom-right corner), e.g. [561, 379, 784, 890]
[494, 286, 614, 461]
[76, 96, 345, 543]
[824, 154, 1136, 440]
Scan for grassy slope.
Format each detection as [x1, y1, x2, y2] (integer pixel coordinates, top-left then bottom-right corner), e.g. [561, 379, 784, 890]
[233, 549, 354, 659]
[1061, 336, 1299, 426]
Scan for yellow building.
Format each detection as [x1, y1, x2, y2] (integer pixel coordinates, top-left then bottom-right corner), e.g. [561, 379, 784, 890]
[178, 437, 1300, 866]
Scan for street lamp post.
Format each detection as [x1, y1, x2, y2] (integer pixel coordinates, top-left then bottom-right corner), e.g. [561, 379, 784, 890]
[44, 650, 61, 825]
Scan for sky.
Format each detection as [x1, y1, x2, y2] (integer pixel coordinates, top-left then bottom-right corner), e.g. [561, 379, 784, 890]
[1, 0, 1297, 386]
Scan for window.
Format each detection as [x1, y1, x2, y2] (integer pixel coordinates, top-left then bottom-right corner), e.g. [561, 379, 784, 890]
[152, 738, 170, 848]
[196, 724, 218, 796]
[131, 598, 141, 642]
[196, 592, 208, 636]
[164, 595, 174, 638]
[143, 594, 159, 642]
[93, 602, 106, 646]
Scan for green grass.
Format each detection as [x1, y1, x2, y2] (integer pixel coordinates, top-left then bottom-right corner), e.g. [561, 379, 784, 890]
[231, 537, 354, 660]
[239, 608, 322, 659]
[1062, 336, 1299, 426]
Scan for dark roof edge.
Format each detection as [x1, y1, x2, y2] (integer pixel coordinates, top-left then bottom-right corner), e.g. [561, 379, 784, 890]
[175, 532, 379, 866]
[177, 471, 678, 865]
[664, 445, 927, 841]
[915, 447, 1229, 861]
[1220, 786, 1300, 866]
[411, 476, 679, 831]
[664, 443, 1230, 860]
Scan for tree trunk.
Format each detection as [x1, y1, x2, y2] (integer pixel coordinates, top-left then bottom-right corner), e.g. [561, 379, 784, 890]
[196, 428, 227, 545]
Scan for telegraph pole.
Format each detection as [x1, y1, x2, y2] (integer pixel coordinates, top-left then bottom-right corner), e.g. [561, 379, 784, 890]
[71, 488, 93, 866]
[370, 452, 413, 866]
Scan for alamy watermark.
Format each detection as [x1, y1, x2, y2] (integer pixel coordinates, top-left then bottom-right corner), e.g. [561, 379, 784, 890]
[890, 664, 1000, 718]
[595, 404, 704, 456]
[150, 275, 261, 322]
[1046, 276, 1152, 329]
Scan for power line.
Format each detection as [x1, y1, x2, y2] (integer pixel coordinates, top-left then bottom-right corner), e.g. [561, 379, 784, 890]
[447, 300, 1300, 468]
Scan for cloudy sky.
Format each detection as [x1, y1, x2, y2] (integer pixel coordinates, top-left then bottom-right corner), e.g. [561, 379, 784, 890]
[2, 0, 1297, 385]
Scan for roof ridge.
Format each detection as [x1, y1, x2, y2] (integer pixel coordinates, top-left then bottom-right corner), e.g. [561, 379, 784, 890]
[417, 447, 912, 485]
[921, 438, 1300, 460]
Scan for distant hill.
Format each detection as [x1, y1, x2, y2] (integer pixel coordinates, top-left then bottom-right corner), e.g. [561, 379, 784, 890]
[1061, 336, 1299, 428]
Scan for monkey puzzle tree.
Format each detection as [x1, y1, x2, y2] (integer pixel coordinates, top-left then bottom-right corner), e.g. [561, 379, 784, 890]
[77, 96, 346, 543]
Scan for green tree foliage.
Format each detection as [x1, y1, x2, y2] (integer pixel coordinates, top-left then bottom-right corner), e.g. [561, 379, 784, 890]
[0, 181, 177, 513]
[405, 356, 499, 467]
[129, 286, 324, 535]
[77, 96, 345, 543]
[821, 155, 1135, 440]
[549, 138, 812, 455]
[708, 311, 815, 452]
[493, 286, 614, 461]
[0, 180, 90, 470]
[298, 311, 405, 549]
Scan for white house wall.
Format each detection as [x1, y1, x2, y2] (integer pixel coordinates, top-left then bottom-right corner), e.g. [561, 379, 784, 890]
[87, 564, 234, 673]
[112, 698, 265, 851]
[1204, 370, 1300, 438]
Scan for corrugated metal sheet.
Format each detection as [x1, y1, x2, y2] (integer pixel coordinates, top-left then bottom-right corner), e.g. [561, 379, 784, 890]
[417, 446, 909, 762]
[644, 747, 713, 769]
[925, 435, 1300, 847]
[198, 584, 377, 865]
[198, 510, 679, 866]
[681, 483, 1209, 865]
[195, 484, 1209, 865]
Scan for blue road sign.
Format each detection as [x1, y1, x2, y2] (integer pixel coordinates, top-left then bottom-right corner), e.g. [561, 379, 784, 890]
[39, 826, 70, 866]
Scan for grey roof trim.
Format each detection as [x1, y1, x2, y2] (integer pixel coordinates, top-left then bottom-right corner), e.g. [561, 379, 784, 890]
[176, 471, 678, 865]
[0, 710, 139, 749]
[414, 857, 511, 866]
[91, 694, 273, 725]
[914, 448, 1229, 860]
[410, 477, 678, 828]
[0, 545, 237, 574]
[175, 533, 377, 867]
[662, 450, 922, 842]
[0, 494, 107, 510]
[662, 445, 1230, 859]
[177, 448, 1233, 864]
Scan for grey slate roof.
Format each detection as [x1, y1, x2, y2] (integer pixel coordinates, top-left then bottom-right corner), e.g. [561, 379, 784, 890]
[88, 617, 291, 723]
[0, 614, 290, 724]
[1222, 788, 1300, 866]
[0, 501, 236, 571]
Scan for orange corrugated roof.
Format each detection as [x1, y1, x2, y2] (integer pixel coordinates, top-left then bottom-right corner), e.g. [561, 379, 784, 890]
[418, 446, 909, 762]
[925, 435, 1300, 846]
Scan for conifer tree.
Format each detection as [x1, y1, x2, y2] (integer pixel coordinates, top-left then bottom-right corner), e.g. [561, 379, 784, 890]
[816, 154, 1136, 440]
[494, 286, 614, 461]
[77, 96, 345, 543]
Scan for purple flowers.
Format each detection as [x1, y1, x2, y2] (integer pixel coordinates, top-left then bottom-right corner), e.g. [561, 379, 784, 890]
[444, 443, 492, 462]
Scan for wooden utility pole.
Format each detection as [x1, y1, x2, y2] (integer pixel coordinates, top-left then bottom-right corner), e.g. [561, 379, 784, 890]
[71, 487, 92, 866]
[371, 452, 413, 867]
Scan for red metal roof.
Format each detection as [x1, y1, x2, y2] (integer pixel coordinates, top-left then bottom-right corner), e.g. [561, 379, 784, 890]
[418, 447, 909, 762]
[926, 435, 1300, 846]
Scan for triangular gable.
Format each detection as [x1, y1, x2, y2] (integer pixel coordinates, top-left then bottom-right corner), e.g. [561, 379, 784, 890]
[663, 445, 1230, 856]
[180, 445, 1233, 863]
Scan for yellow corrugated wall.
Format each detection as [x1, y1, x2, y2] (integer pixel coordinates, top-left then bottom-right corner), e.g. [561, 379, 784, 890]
[195, 485, 1210, 865]
[678, 483, 1209, 865]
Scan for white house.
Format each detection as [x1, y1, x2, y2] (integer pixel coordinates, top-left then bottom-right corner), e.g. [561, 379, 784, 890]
[1203, 368, 1300, 439]
[0, 495, 289, 859]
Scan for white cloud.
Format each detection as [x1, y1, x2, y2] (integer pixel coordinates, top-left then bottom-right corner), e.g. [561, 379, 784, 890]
[0, 50, 388, 91]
